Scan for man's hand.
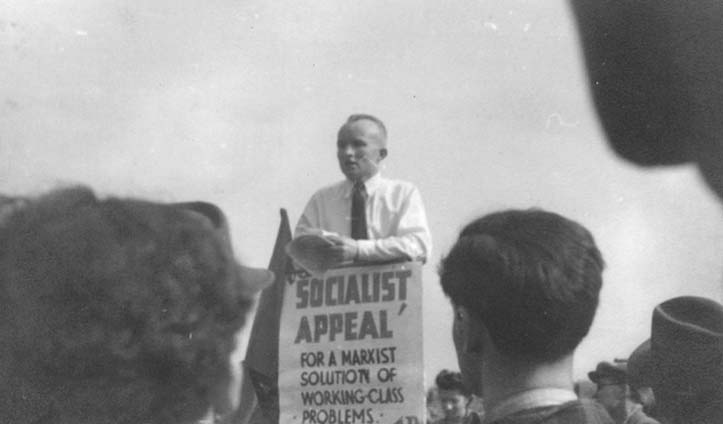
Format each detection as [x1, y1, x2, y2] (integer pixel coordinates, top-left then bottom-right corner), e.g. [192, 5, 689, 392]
[323, 234, 359, 265]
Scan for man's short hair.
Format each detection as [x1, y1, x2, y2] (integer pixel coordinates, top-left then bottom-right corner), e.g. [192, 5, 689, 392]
[439, 209, 604, 362]
[435, 369, 470, 396]
[344, 113, 388, 143]
[0, 187, 256, 424]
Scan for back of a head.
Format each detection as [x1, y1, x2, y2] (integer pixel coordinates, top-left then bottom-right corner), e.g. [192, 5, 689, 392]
[439, 209, 604, 362]
[0, 187, 257, 424]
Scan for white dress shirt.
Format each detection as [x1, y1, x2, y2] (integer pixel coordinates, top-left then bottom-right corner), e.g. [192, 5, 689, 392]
[295, 173, 432, 263]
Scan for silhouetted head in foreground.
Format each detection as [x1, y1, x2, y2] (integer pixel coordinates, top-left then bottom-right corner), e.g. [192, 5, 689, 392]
[0, 187, 272, 424]
[571, 0, 723, 200]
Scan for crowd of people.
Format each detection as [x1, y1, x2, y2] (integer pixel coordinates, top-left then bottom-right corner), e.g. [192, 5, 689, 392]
[427, 290, 723, 424]
[1, 111, 721, 424]
[2, 185, 719, 424]
[2, 1, 723, 423]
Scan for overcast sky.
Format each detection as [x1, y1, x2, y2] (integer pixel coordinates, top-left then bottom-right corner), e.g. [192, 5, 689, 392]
[2, 0, 722, 384]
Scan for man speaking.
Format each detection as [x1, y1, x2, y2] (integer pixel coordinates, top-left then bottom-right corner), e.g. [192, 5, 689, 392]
[294, 114, 432, 270]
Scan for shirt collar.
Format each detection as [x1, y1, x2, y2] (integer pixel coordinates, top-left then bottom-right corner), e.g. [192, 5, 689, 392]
[483, 388, 577, 423]
[342, 172, 382, 198]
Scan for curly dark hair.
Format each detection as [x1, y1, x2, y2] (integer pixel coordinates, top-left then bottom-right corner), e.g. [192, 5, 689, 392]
[435, 369, 470, 396]
[0, 187, 256, 424]
[439, 209, 604, 362]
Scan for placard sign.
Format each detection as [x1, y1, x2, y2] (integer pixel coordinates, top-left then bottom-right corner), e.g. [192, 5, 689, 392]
[279, 261, 424, 424]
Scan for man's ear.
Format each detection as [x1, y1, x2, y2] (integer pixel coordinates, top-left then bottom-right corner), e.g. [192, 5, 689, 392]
[379, 148, 387, 160]
[457, 306, 485, 355]
[453, 306, 486, 396]
[465, 312, 486, 355]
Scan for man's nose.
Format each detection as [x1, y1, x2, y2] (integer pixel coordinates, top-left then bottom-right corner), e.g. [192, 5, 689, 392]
[340, 144, 355, 156]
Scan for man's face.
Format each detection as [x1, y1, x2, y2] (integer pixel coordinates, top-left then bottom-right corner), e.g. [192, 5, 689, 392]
[452, 306, 484, 396]
[438, 389, 469, 423]
[336, 119, 386, 183]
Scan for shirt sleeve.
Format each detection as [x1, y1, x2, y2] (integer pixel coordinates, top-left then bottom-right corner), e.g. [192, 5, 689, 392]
[355, 185, 432, 263]
[295, 193, 321, 238]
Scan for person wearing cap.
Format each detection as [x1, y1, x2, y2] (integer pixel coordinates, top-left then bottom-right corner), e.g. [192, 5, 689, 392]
[432, 369, 482, 424]
[589, 362, 629, 423]
[627, 296, 723, 424]
[294, 114, 432, 268]
[0, 186, 273, 424]
[588, 362, 659, 424]
[439, 209, 613, 424]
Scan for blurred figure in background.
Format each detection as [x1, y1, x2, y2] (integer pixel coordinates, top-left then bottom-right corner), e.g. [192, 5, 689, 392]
[0, 187, 272, 424]
[588, 362, 659, 424]
[588, 362, 628, 424]
[432, 370, 481, 424]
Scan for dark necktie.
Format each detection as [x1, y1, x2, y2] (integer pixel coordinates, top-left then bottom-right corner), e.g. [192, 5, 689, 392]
[351, 182, 368, 240]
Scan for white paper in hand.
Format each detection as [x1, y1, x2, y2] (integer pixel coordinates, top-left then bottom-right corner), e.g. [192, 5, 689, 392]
[285, 233, 336, 276]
